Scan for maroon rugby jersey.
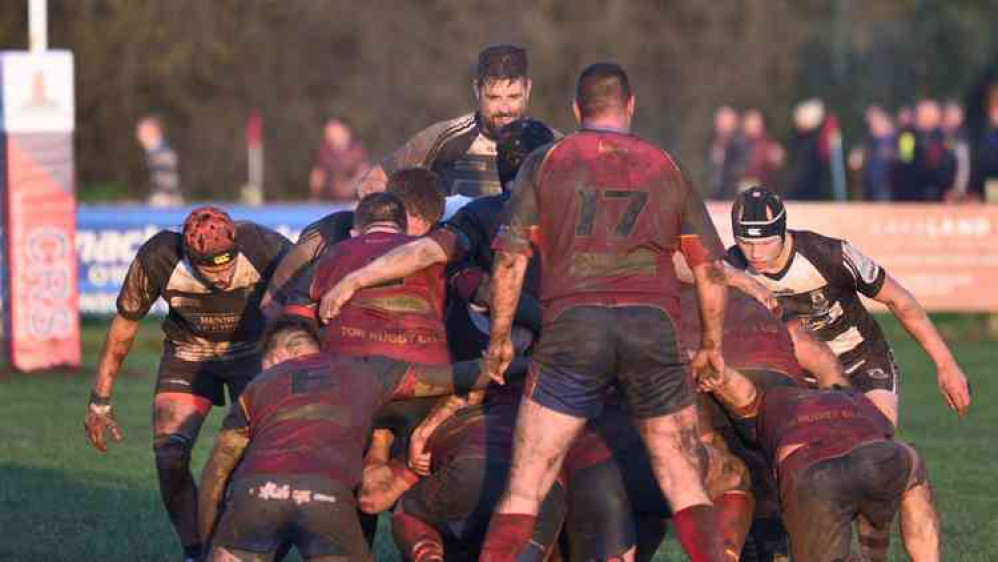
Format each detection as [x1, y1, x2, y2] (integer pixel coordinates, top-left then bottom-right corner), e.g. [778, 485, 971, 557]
[756, 386, 894, 472]
[222, 353, 412, 487]
[680, 286, 804, 380]
[494, 129, 724, 322]
[303, 231, 450, 365]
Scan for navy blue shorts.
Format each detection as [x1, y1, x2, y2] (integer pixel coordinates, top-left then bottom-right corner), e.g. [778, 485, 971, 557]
[529, 305, 693, 419]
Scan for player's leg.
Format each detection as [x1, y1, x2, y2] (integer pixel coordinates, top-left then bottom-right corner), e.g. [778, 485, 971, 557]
[154, 358, 221, 559]
[564, 458, 637, 562]
[617, 306, 723, 562]
[780, 457, 853, 562]
[702, 440, 754, 561]
[896, 443, 940, 562]
[481, 397, 587, 562]
[206, 547, 274, 561]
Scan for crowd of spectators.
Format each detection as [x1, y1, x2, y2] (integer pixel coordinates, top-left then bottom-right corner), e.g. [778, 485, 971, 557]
[706, 86, 998, 203]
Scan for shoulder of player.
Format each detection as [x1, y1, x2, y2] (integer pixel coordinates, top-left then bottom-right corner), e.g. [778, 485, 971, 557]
[134, 230, 183, 270]
[299, 210, 354, 242]
[236, 221, 291, 258]
[409, 113, 478, 151]
[789, 229, 846, 262]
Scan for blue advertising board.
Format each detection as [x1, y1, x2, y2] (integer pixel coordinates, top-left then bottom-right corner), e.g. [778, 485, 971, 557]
[76, 203, 349, 315]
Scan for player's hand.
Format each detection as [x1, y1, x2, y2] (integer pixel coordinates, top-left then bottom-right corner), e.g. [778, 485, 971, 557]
[485, 335, 514, 385]
[319, 277, 359, 323]
[692, 347, 725, 391]
[744, 279, 780, 315]
[407, 430, 433, 476]
[937, 363, 971, 418]
[85, 402, 123, 452]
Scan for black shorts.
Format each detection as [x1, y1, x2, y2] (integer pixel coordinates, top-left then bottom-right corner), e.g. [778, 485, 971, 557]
[155, 354, 261, 406]
[780, 440, 912, 562]
[211, 475, 370, 561]
[399, 456, 566, 561]
[842, 347, 901, 395]
[529, 305, 693, 419]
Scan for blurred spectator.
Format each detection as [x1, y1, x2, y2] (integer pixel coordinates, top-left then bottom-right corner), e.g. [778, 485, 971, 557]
[848, 105, 896, 201]
[972, 86, 998, 201]
[896, 106, 913, 131]
[788, 99, 840, 200]
[309, 119, 370, 202]
[705, 105, 748, 199]
[135, 115, 183, 207]
[893, 99, 954, 201]
[740, 108, 784, 190]
[941, 100, 972, 201]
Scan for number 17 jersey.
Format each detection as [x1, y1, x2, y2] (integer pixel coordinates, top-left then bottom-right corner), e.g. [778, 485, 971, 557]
[494, 129, 724, 322]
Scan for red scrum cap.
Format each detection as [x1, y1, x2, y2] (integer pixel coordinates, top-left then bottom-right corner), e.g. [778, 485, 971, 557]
[182, 206, 237, 266]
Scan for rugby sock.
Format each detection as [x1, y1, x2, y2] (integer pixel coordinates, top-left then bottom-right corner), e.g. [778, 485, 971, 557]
[716, 492, 754, 561]
[479, 513, 537, 562]
[393, 508, 444, 562]
[672, 504, 725, 562]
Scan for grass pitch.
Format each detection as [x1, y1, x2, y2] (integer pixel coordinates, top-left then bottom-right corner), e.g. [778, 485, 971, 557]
[1, 316, 995, 560]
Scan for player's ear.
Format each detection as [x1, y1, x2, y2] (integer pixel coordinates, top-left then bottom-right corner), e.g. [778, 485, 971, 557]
[626, 94, 636, 118]
[349, 228, 359, 238]
[472, 80, 481, 101]
[572, 99, 582, 124]
[523, 78, 532, 101]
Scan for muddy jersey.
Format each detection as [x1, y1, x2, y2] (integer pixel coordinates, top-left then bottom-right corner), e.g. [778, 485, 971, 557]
[756, 386, 894, 471]
[383, 113, 503, 198]
[494, 129, 724, 323]
[679, 286, 804, 380]
[726, 230, 891, 375]
[116, 223, 291, 362]
[288, 231, 450, 364]
[222, 354, 410, 487]
[266, 210, 354, 305]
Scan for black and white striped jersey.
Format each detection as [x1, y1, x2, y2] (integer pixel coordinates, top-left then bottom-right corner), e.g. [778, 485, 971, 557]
[726, 230, 891, 372]
[116, 223, 291, 362]
[382, 112, 503, 198]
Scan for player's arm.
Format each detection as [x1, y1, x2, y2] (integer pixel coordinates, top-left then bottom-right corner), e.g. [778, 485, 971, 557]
[358, 429, 420, 514]
[786, 319, 849, 387]
[697, 365, 762, 424]
[197, 427, 250, 543]
[487, 149, 544, 383]
[86, 251, 160, 452]
[256, 227, 294, 319]
[872, 274, 970, 417]
[388, 358, 528, 401]
[408, 391, 485, 475]
[723, 262, 778, 312]
[319, 233, 454, 320]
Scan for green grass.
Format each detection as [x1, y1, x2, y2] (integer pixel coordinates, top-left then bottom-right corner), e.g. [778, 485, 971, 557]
[1, 316, 996, 560]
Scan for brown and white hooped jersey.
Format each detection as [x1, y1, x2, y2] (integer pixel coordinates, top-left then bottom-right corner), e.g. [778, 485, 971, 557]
[382, 113, 503, 198]
[116, 222, 291, 362]
[726, 230, 890, 371]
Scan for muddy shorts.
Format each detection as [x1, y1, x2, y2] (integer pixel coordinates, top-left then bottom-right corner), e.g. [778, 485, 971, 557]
[211, 475, 370, 561]
[842, 347, 901, 395]
[155, 354, 261, 406]
[529, 305, 693, 419]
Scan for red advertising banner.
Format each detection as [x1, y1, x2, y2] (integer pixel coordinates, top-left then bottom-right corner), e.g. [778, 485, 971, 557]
[707, 202, 998, 312]
[1, 51, 79, 371]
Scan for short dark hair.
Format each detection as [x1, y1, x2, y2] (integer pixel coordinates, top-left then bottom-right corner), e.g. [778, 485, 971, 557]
[575, 63, 632, 119]
[476, 44, 528, 85]
[497, 119, 555, 187]
[386, 168, 445, 224]
[263, 315, 320, 360]
[354, 192, 408, 231]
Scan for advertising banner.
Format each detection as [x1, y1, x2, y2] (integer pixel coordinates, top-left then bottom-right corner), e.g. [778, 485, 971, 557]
[0, 50, 78, 371]
[707, 202, 998, 312]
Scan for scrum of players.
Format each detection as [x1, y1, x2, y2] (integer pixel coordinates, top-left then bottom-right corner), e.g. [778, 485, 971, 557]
[84, 45, 970, 562]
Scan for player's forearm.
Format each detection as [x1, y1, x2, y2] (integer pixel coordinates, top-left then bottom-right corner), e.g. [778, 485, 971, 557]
[489, 251, 529, 340]
[788, 320, 848, 388]
[92, 315, 140, 398]
[711, 368, 761, 419]
[197, 429, 249, 543]
[888, 291, 958, 370]
[693, 259, 728, 349]
[351, 238, 449, 291]
[400, 358, 529, 398]
[413, 394, 476, 441]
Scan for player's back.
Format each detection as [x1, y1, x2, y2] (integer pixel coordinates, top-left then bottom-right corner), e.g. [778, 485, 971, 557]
[233, 353, 403, 487]
[310, 231, 450, 364]
[531, 130, 701, 319]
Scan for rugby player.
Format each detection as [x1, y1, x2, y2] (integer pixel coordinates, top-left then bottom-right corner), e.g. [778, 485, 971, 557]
[356, 44, 534, 199]
[84, 207, 291, 561]
[726, 186, 971, 424]
[481, 63, 729, 562]
[263, 168, 446, 311]
[197, 316, 529, 561]
[317, 119, 557, 360]
[699, 362, 941, 562]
